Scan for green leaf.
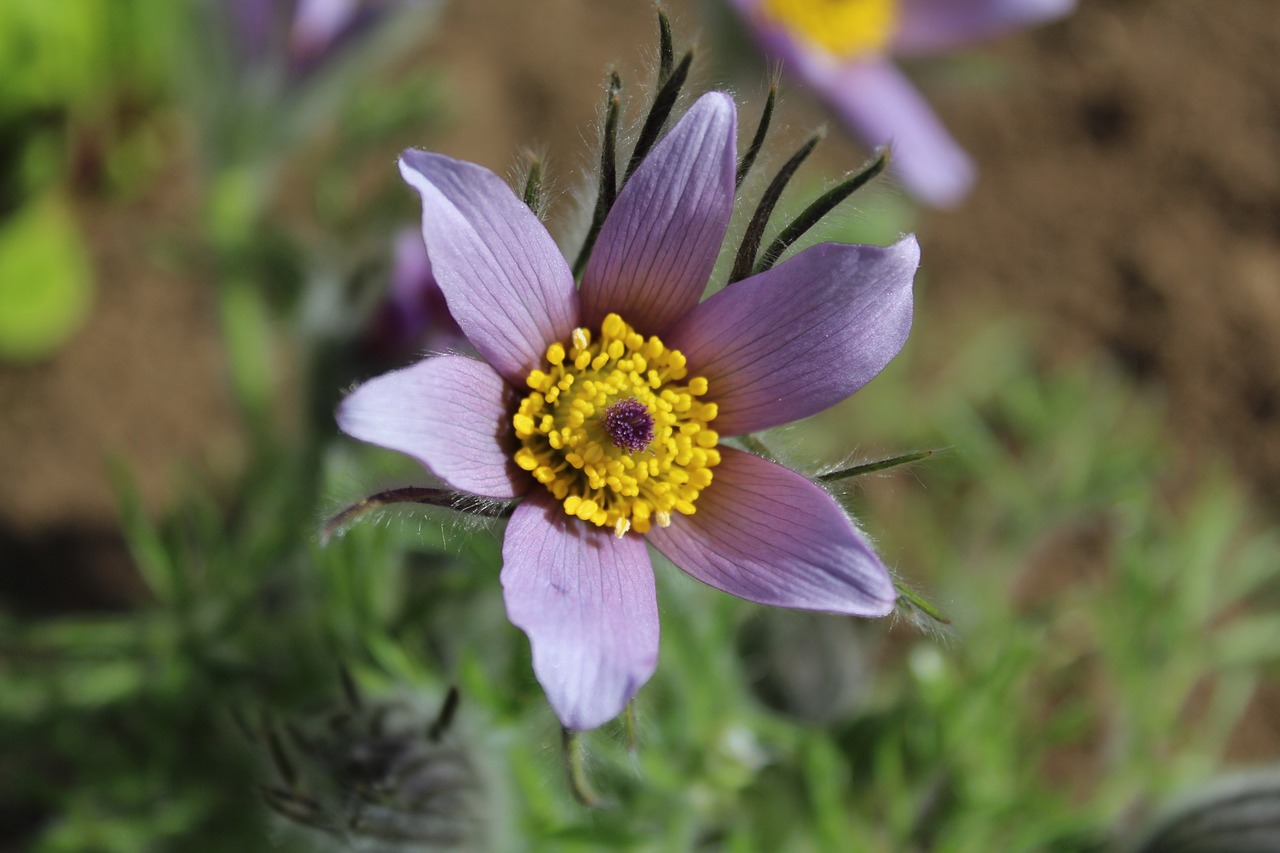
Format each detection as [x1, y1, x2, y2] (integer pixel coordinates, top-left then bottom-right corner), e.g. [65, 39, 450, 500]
[0, 194, 93, 361]
[218, 274, 276, 423]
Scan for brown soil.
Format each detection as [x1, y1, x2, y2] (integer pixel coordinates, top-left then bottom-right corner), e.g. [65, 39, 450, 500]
[2, 0, 1278, 606]
[921, 0, 1280, 506]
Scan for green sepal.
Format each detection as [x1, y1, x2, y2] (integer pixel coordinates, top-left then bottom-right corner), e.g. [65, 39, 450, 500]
[623, 49, 693, 182]
[736, 83, 777, 190]
[321, 486, 512, 544]
[729, 129, 823, 284]
[572, 71, 623, 278]
[755, 147, 890, 274]
[818, 448, 937, 483]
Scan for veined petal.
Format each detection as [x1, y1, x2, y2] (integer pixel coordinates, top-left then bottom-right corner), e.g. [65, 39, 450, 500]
[666, 237, 917, 437]
[501, 491, 659, 731]
[580, 92, 737, 336]
[894, 0, 1076, 55]
[812, 59, 975, 207]
[399, 151, 579, 384]
[337, 355, 528, 499]
[647, 448, 896, 616]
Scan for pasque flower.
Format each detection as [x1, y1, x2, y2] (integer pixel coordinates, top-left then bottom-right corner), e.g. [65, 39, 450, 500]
[362, 228, 467, 364]
[229, 0, 425, 79]
[338, 92, 919, 730]
[729, 0, 1075, 206]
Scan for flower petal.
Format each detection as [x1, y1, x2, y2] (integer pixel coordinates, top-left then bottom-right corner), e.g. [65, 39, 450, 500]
[647, 447, 896, 616]
[811, 59, 975, 207]
[665, 237, 917, 436]
[580, 92, 737, 336]
[894, 0, 1076, 55]
[337, 355, 528, 499]
[398, 151, 578, 384]
[291, 0, 360, 56]
[364, 228, 468, 359]
[501, 491, 659, 731]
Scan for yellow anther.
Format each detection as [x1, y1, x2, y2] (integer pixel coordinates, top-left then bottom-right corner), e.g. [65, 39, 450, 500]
[513, 313, 719, 535]
[602, 314, 625, 339]
[762, 0, 898, 58]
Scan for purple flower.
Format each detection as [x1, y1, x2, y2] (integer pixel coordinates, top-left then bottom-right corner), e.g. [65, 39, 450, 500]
[363, 228, 467, 364]
[229, 0, 412, 78]
[337, 93, 919, 730]
[289, 0, 363, 61]
[729, 0, 1075, 206]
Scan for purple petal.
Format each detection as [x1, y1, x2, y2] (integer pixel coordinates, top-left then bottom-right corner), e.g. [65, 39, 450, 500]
[399, 151, 579, 384]
[501, 491, 659, 730]
[722, 7, 975, 207]
[228, 0, 279, 62]
[895, 0, 1076, 55]
[390, 227, 434, 304]
[364, 228, 468, 360]
[580, 92, 737, 336]
[647, 448, 896, 616]
[812, 59, 975, 207]
[665, 237, 918, 437]
[291, 0, 360, 57]
[337, 355, 529, 499]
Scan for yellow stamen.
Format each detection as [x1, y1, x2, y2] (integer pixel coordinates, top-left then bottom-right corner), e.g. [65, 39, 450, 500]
[762, 0, 899, 59]
[514, 313, 719, 535]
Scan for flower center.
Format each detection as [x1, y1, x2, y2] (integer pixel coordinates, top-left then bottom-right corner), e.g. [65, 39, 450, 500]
[513, 313, 720, 537]
[602, 397, 656, 453]
[761, 0, 898, 59]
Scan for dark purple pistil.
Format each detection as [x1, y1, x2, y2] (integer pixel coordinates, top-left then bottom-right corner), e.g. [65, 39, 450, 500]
[602, 397, 655, 453]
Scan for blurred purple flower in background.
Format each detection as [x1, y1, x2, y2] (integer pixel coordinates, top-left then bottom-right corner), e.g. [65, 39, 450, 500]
[337, 93, 919, 730]
[228, 0, 418, 79]
[729, 0, 1075, 206]
[362, 229, 467, 364]
[290, 0, 361, 60]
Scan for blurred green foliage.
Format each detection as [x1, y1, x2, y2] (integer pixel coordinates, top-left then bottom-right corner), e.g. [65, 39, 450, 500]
[0, 0, 179, 362]
[0, 0, 173, 118]
[0, 194, 92, 360]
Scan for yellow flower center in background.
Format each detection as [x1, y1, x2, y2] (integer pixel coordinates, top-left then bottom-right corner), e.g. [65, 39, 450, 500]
[762, 0, 899, 58]
[513, 313, 720, 536]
